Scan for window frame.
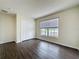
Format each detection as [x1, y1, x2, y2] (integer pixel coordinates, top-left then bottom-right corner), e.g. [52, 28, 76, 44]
[40, 17, 59, 38]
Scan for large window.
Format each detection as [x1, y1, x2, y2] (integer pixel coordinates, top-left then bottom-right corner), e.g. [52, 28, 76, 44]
[40, 18, 59, 37]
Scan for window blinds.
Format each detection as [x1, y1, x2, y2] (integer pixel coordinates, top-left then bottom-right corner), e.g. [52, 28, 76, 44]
[40, 18, 59, 28]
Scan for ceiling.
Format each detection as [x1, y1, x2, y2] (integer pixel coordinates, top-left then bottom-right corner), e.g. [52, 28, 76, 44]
[0, 0, 79, 18]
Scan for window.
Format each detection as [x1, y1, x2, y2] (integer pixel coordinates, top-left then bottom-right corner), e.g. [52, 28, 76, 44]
[40, 18, 59, 37]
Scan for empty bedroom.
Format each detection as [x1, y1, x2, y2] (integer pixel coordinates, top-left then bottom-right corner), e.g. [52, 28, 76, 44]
[0, 0, 79, 59]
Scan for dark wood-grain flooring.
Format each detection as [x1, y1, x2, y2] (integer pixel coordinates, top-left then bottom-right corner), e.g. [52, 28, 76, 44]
[0, 39, 79, 59]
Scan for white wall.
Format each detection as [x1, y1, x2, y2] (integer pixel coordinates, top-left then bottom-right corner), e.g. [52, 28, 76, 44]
[16, 10, 35, 43]
[0, 13, 16, 44]
[0, 9, 35, 44]
[35, 6, 79, 49]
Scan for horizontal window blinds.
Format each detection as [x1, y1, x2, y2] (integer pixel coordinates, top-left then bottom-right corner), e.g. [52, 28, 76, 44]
[40, 18, 59, 28]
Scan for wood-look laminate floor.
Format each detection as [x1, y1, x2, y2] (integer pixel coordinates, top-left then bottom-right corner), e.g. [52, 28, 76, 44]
[0, 39, 79, 59]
